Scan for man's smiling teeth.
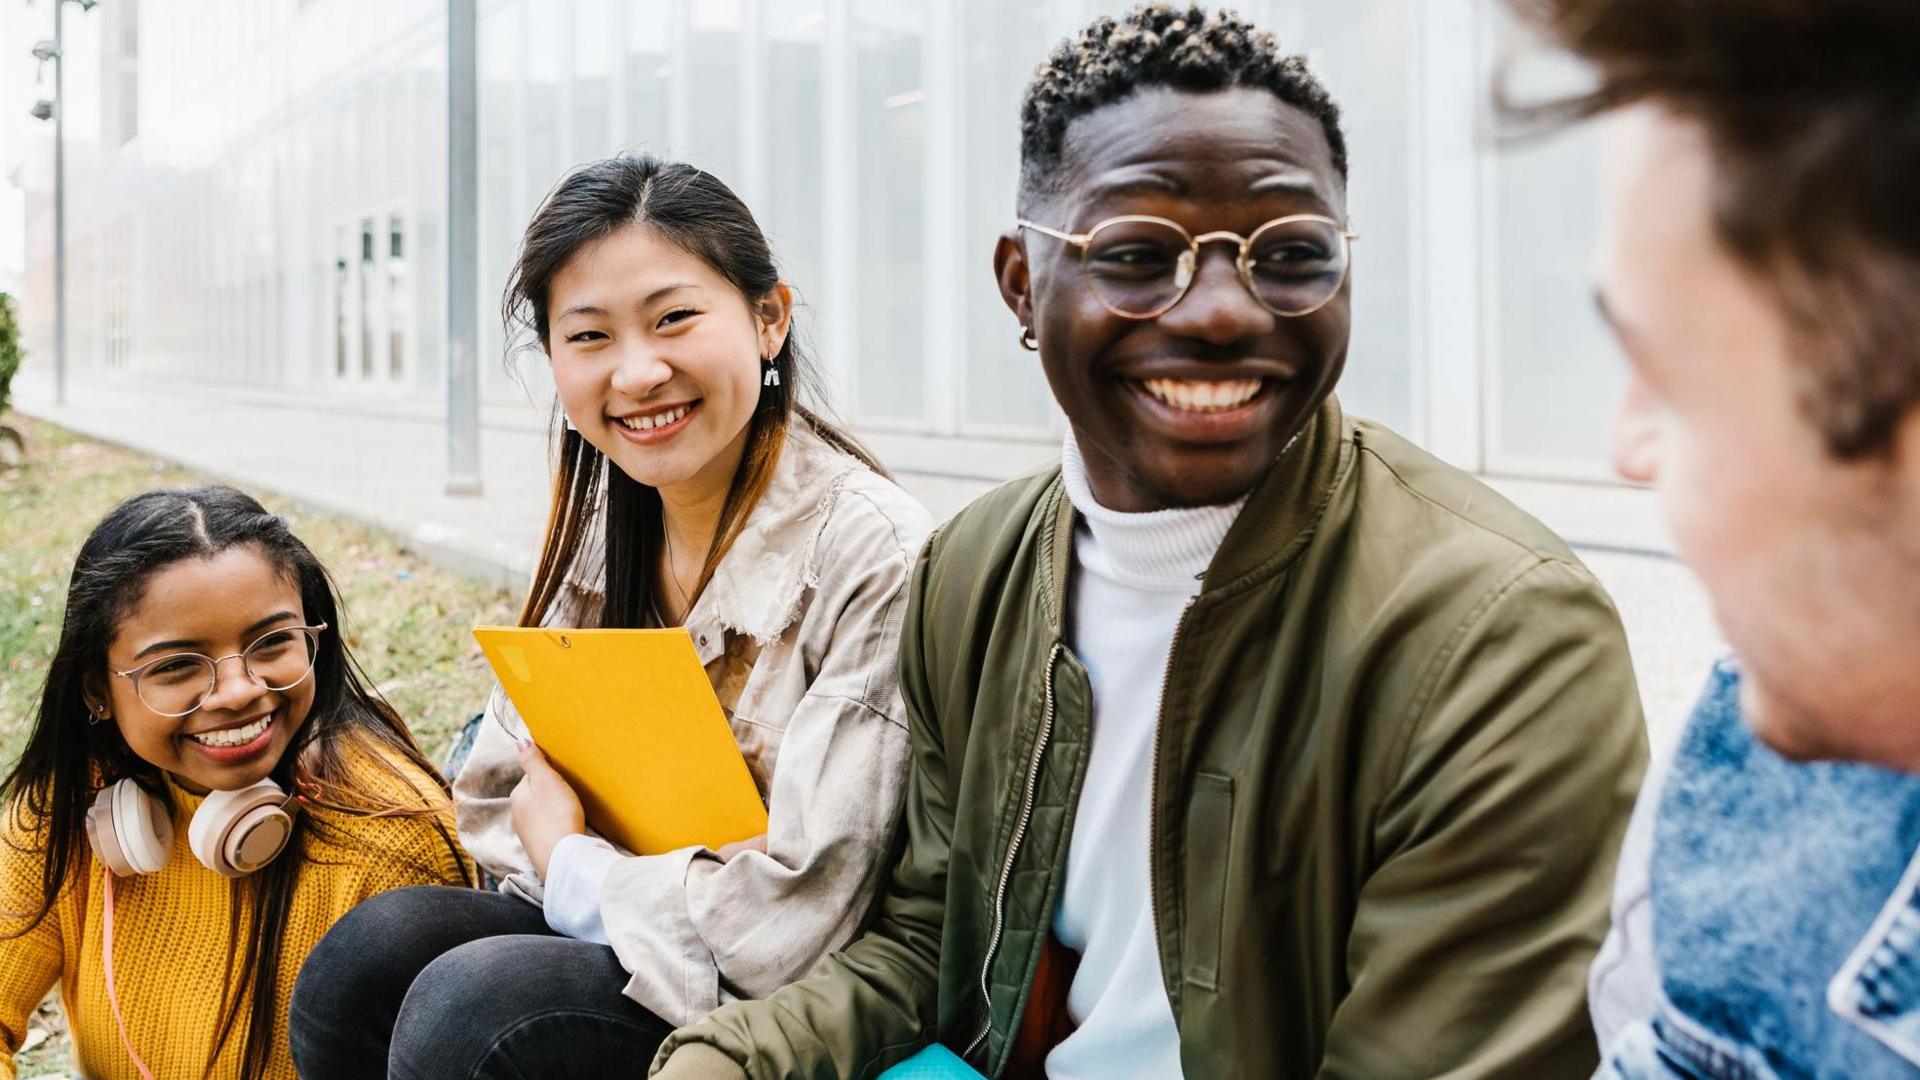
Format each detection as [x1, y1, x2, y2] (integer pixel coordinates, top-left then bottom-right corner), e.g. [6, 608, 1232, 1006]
[617, 404, 693, 431]
[1140, 378, 1264, 413]
[188, 714, 271, 748]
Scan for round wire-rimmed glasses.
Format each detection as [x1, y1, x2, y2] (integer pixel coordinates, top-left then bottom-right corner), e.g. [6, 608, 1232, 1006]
[1017, 213, 1359, 320]
[110, 623, 329, 718]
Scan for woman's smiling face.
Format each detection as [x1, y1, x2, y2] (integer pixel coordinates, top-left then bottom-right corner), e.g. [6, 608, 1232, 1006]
[998, 86, 1351, 511]
[544, 223, 790, 496]
[92, 544, 317, 794]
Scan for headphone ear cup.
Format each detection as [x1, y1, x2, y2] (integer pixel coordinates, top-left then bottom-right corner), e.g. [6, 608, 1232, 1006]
[88, 780, 172, 876]
[189, 780, 296, 878]
[86, 785, 135, 878]
[117, 780, 174, 875]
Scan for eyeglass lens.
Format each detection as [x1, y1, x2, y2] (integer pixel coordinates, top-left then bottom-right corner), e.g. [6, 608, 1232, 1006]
[132, 628, 320, 716]
[1080, 217, 1348, 318]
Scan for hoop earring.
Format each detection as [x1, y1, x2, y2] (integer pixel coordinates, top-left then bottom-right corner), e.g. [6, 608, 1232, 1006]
[762, 355, 782, 388]
[1019, 327, 1039, 352]
[90, 704, 108, 726]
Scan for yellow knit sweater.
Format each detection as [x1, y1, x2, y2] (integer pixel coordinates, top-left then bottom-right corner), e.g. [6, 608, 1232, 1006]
[0, 745, 472, 1080]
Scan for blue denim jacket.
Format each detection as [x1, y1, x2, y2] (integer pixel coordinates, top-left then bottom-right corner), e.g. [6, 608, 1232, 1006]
[1596, 660, 1920, 1079]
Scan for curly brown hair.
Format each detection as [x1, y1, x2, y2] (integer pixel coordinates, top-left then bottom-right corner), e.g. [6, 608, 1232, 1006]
[1501, 0, 1920, 458]
[1019, 4, 1348, 208]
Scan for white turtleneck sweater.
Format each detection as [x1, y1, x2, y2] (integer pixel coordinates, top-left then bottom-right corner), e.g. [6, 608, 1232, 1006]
[1046, 434, 1246, 1080]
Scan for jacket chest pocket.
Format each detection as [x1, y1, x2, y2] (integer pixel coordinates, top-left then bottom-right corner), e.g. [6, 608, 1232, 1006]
[1183, 770, 1236, 992]
[709, 635, 779, 799]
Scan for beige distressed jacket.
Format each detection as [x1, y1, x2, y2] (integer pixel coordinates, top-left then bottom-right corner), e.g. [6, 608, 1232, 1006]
[453, 425, 933, 1025]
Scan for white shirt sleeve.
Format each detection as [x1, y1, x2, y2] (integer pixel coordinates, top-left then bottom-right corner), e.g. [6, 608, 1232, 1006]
[542, 833, 623, 945]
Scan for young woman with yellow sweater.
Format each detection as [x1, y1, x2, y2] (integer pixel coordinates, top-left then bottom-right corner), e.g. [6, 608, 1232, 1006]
[0, 485, 472, 1080]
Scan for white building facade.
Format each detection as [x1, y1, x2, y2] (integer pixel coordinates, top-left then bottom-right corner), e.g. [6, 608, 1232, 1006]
[10, 0, 1621, 481]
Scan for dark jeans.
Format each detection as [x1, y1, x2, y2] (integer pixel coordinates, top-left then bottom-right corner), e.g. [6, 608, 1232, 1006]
[290, 885, 673, 1079]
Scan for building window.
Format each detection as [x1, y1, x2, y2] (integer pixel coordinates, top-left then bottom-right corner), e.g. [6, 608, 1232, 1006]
[359, 219, 375, 378]
[334, 227, 350, 378]
[388, 215, 407, 381]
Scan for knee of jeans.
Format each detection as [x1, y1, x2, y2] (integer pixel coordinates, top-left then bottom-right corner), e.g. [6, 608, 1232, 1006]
[293, 886, 442, 1015]
[390, 938, 526, 1059]
[400, 937, 519, 1021]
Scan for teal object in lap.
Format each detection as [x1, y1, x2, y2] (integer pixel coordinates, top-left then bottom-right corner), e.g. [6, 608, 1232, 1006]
[878, 1045, 985, 1078]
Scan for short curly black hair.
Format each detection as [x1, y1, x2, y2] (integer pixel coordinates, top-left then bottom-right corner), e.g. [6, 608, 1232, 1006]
[1019, 4, 1349, 206]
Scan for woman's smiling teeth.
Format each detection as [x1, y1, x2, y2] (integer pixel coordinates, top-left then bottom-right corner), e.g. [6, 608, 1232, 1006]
[1140, 378, 1265, 413]
[617, 403, 695, 431]
[187, 712, 272, 748]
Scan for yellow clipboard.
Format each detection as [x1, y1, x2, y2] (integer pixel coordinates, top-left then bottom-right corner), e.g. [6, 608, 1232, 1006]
[472, 625, 768, 856]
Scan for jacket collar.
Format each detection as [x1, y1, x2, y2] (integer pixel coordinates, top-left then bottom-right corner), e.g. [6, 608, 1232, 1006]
[1830, 836, 1920, 1066]
[1039, 394, 1351, 637]
[684, 425, 857, 654]
[1204, 393, 1349, 591]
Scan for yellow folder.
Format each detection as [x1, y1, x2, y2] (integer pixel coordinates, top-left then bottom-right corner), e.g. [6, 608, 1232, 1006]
[472, 625, 768, 856]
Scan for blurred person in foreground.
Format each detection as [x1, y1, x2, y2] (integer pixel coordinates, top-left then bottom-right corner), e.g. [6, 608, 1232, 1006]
[652, 6, 1647, 1078]
[1500, 1, 1920, 1075]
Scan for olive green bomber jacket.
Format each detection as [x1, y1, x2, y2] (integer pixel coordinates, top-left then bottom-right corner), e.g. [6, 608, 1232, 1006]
[653, 397, 1649, 1079]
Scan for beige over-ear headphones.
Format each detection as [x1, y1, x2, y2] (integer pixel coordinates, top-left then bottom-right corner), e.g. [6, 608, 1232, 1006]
[85, 776, 300, 879]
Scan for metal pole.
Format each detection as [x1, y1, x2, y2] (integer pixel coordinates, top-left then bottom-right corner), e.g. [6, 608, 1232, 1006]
[52, 0, 66, 408]
[445, 0, 482, 494]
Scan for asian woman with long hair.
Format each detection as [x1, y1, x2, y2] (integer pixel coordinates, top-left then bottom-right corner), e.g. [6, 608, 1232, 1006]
[290, 154, 933, 1078]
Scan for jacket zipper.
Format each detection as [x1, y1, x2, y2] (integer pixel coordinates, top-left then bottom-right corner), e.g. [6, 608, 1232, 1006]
[966, 641, 1064, 1064]
[1148, 599, 1197, 1015]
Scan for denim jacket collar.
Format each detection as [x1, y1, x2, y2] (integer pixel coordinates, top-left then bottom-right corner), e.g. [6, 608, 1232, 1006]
[1831, 840, 1920, 1066]
[1618, 658, 1920, 1078]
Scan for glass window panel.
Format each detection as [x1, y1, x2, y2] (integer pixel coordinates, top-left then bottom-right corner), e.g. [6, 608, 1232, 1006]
[573, 0, 615, 160]
[386, 68, 412, 192]
[852, 0, 926, 424]
[360, 217, 376, 378]
[960, 0, 1056, 433]
[335, 225, 350, 378]
[686, 0, 742, 180]
[389, 214, 407, 380]
[526, 2, 566, 211]
[356, 82, 382, 209]
[625, 2, 671, 153]
[1287, 3, 1412, 435]
[765, 3, 827, 383]
[1490, 38, 1620, 468]
[411, 43, 447, 390]
[481, 0, 523, 393]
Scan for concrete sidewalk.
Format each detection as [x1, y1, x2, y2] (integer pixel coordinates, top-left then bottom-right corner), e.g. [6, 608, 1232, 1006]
[13, 372, 1720, 745]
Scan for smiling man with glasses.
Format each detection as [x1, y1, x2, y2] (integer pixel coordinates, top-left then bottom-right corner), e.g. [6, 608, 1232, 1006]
[652, 7, 1645, 1079]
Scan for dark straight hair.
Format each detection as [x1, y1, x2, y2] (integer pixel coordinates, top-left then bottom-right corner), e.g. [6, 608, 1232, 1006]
[0, 485, 467, 1080]
[503, 153, 884, 630]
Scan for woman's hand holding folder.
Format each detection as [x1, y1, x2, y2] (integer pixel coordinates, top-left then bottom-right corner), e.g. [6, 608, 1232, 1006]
[512, 737, 768, 878]
[510, 739, 586, 880]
